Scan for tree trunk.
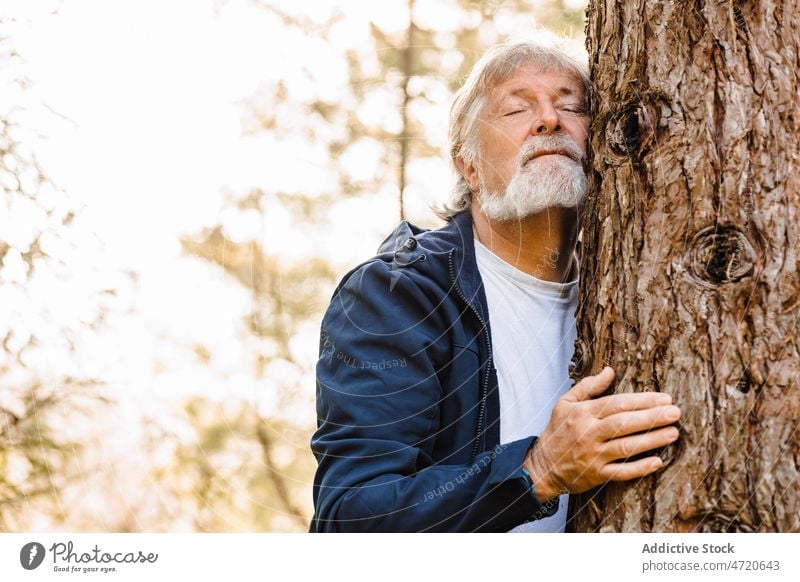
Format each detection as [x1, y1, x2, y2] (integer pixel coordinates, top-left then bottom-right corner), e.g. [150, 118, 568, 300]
[569, 0, 800, 532]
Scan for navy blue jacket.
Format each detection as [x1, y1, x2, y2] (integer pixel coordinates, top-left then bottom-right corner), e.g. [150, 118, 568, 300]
[310, 210, 558, 532]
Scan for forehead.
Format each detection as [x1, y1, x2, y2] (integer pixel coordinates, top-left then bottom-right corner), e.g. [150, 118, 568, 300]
[488, 65, 584, 102]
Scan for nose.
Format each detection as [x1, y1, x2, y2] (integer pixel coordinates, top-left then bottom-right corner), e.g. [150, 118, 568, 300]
[533, 101, 561, 135]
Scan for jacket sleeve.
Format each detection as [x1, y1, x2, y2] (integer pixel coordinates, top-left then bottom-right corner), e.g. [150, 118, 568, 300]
[309, 259, 557, 532]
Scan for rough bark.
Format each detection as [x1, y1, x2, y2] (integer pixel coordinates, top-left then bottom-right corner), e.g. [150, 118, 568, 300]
[569, 0, 800, 532]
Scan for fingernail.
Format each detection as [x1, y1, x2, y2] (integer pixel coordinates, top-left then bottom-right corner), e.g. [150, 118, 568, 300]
[657, 394, 672, 405]
[667, 406, 681, 420]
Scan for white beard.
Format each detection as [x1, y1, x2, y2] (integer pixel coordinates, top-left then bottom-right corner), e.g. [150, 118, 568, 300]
[477, 152, 587, 222]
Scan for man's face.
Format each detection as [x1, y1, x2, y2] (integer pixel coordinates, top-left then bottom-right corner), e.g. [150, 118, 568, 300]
[462, 64, 590, 220]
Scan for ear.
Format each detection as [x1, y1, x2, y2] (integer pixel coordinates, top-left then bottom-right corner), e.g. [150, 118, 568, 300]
[455, 152, 480, 193]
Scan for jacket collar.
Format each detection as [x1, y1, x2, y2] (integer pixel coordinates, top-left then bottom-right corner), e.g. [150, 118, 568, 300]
[377, 209, 582, 324]
[441, 211, 490, 325]
[377, 210, 489, 324]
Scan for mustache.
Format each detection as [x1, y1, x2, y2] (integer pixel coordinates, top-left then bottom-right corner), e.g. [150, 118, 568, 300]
[518, 135, 585, 166]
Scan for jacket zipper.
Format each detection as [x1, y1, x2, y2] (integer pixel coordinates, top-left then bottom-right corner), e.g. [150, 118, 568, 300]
[448, 249, 492, 459]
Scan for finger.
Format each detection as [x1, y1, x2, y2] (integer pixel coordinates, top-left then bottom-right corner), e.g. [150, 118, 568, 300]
[601, 426, 680, 462]
[563, 366, 615, 403]
[599, 456, 664, 482]
[597, 405, 682, 439]
[590, 391, 672, 419]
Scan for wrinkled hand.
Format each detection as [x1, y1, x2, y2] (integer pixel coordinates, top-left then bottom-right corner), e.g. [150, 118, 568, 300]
[523, 367, 681, 502]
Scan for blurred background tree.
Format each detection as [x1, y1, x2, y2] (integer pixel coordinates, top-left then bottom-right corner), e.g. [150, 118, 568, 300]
[0, 13, 121, 530]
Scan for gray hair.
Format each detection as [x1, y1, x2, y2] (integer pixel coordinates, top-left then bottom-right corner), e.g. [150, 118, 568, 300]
[433, 37, 590, 221]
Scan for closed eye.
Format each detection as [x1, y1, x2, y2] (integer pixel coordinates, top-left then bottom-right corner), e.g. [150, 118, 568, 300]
[503, 109, 525, 117]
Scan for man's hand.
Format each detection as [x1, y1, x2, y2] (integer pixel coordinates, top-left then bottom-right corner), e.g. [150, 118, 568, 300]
[523, 366, 681, 502]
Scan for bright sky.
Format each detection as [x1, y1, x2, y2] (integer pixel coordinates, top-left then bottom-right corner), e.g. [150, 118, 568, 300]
[11, 0, 434, 266]
[7, 0, 411, 390]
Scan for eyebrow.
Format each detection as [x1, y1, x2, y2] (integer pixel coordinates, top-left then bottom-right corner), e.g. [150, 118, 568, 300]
[507, 85, 580, 98]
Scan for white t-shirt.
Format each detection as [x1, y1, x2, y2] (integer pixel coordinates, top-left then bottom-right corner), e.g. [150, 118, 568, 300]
[473, 238, 579, 533]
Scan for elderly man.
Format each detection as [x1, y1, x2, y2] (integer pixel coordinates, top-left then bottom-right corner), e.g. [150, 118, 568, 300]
[310, 39, 682, 532]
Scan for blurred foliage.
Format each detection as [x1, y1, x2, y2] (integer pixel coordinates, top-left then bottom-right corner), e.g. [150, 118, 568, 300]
[0, 17, 114, 530]
[139, 397, 314, 531]
[243, 0, 586, 221]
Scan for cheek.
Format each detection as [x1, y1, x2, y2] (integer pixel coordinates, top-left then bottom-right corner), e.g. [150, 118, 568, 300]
[487, 152, 518, 181]
[577, 119, 590, 145]
[566, 125, 589, 157]
[475, 128, 526, 183]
